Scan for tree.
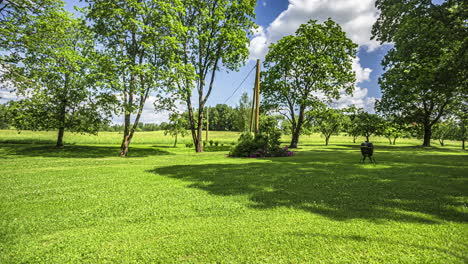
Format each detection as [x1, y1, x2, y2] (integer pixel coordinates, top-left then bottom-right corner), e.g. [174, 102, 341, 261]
[234, 92, 252, 132]
[354, 112, 384, 142]
[262, 19, 357, 148]
[165, 0, 256, 152]
[2, 7, 115, 147]
[0, 103, 10, 129]
[453, 103, 468, 150]
[373, 0, 467, 147]
[85, 0, 178, 156]
[164, 113, 188, 147]
[343, 106, 362, 143]
[379, 120, 408, 145]
[309, 108, 347, 146]
[433, 120, 457, 146]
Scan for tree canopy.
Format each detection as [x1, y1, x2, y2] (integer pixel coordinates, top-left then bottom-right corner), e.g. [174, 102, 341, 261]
[262, 18, 357, 148]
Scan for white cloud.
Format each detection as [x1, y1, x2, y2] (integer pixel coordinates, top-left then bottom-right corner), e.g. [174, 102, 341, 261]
[111, 95, 186, 124]
[249, 0, 380, 60]
[330, 87, 377, 113]
[352, 57, 372, 84]
[0, 90, 18, 104]
[262, 1, 267, 7]
[249, 0, 379, 112]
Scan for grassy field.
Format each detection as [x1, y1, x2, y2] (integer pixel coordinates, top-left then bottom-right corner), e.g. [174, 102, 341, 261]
[0, 130, 467, 263]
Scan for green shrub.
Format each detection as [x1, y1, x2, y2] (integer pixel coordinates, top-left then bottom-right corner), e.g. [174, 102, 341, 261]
[214, 141, 219, 146]
[229, 132, 293, 157]
[209, 140, 214, 146]
[185, 142, 194, 148]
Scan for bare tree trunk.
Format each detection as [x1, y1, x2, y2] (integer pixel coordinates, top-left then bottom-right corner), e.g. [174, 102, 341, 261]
[195, 109, 203, 152]
[393, 137, 397, 145]
[462, 139, 465, 150]
[353, 136, 357, 143]
[56, 127, 65, 148]
[325, 136, 330, 146]
[422, 124, 432, 147]
[439, 139, 444, 146]
[120, 112, 131, 157]
[174, 133, 178, 147]
[289, 106, 305, 148]
[388, 137, 392, 144]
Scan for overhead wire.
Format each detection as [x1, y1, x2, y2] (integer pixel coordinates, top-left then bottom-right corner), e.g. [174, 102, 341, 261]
[223, 65, 256, 104]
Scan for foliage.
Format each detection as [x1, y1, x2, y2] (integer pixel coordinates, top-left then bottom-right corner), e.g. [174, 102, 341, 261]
[373, 0, 467, 147]
[352, 111, 385, 142]
[162, 0, 256, 152]
[379, 119, 410, 145]
[2, 7, 115, 147]
[309, 108, 348, 146]
[230, 115, 291, 157]
[0, 103, 10, 129]
[164, 113, 188, 147]
[262, 18, 357, 148]
[85, 0, 178, 156]
[433, 120, 458, 146]
[234, 92, 252, 132]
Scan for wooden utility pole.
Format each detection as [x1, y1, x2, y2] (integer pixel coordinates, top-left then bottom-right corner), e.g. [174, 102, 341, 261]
[205, 106, 209, 142]
[249, 59, 261, 134]
[254, 59, 261, 134]
[250, 91, 256, 133]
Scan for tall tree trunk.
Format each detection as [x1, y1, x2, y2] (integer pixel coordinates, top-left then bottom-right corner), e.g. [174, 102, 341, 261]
[56, 97, 67, 148]
[56, 127, 65, 148]
[439, 139, 444, 146]
[289, 106, 305, 148]
[422, 124, 432, 147]
[388, 137, 392, 144]
[366, 135, 370, 141]
[462, 139, 465, 150]
[195, 109, 203, 152]
[353, 136, 357, 143]
[120, 112, 131, 157]
[174, 133, 178, 147]
[325, 136, 330, 146]
[393, 137, 397, 145]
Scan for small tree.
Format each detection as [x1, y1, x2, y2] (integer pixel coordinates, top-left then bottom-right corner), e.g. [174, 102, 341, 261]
[354, 112, 385, 142]
[379, 120, 409, 145]
[309, 108, 347, 146]
[433, 121, 457, 146]
[165, 113, 188, 147]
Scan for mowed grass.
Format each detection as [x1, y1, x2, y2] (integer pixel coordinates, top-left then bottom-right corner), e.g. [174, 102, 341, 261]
[0, 130, 467, 263]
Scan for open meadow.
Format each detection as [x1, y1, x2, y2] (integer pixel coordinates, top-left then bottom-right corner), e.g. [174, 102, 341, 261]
[0, 130, 467, 263]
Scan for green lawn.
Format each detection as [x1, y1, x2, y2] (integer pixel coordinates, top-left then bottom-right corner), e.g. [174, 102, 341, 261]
[0, 130, 467, 263]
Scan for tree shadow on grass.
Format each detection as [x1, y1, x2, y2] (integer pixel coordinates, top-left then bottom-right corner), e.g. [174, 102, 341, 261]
[1, 144, 172, 158]
[150, 149, 467, 224]
[335, 144, 465, 153]
[288, 232, 465, 260]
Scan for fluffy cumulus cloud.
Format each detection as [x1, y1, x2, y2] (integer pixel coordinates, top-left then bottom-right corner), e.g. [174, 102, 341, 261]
[249, 0, 379, 59]
[249, 0, 379, 111]
[112, 95, 186, 124]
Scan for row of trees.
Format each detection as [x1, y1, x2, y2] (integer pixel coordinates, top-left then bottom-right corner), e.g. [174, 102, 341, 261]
[1, 0, 465, 154]
[259, 0, 466, 149]
[0, 0, 256, 155]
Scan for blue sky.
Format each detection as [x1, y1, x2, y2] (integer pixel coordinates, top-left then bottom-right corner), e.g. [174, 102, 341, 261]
[1, 0, 400, 124]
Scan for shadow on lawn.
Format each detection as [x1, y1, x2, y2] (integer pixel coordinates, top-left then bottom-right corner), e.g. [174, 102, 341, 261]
[1, 144, 172, 158]
[150, 149, 468, 224]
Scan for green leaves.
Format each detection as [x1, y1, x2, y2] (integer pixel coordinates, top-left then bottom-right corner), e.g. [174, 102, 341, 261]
[262, 19, 357, 147]
[374, 0, 466, 146]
